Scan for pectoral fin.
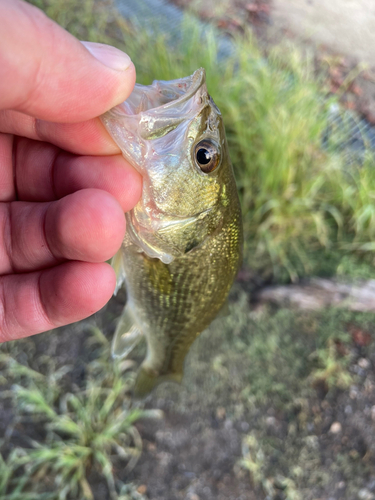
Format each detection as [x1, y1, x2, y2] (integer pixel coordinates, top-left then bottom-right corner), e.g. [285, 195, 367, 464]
[112, 304, 144, 359]
[111, 249, 126, 295]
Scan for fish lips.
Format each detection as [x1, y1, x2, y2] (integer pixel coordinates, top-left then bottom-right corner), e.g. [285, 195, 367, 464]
[101, 68, 211, 170]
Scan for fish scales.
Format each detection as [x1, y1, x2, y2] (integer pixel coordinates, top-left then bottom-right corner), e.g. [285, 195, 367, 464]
[101, 68, 242, 397]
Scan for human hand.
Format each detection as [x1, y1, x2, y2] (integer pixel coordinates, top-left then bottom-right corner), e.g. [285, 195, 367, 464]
[0, 0, 142, 342]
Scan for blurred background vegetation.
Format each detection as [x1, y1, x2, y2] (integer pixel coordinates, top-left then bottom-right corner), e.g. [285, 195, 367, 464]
[30, 0, 375, 281]
[1, 0, 375, 499]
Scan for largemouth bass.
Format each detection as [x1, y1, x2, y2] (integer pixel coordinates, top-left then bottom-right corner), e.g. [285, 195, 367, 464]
[101, 68, 242, 397]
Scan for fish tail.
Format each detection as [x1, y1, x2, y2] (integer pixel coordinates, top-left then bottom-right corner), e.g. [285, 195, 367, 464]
[133, 367, 183, 398]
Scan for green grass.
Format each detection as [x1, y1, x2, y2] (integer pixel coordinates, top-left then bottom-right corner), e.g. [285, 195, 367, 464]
[0, 329, 160, 499]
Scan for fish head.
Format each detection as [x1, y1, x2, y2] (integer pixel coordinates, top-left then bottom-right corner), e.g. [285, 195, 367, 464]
[102, 69, 237, 263]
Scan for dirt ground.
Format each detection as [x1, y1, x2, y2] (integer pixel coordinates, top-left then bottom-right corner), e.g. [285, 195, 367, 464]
[125, 282, 375, 500]
[272, 0, 375, 68]
[171, 0, 375, 68]
[271, 0, 375, 123]
[3, 281, 375, 500]
[169, 0, 375, 123]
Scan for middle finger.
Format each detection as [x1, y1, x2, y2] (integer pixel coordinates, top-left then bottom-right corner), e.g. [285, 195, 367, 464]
[0, 188, 126, 274]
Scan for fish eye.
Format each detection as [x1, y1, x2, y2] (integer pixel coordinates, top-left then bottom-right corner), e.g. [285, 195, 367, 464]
[194, 139, 220, 173]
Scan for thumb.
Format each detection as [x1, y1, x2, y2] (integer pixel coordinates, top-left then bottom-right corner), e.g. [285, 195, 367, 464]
[0, 0, 135, 122]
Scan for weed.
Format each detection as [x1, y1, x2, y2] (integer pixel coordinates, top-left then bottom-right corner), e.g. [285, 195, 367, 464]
[238, 433, 266, 487]
[0, 329, 160, 499]
[310, 339, 353, 390]
[238, 432, 302, 500]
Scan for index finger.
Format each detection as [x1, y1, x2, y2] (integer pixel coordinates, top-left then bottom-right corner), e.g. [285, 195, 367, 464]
[0, 1, 135, 122]
[0, 110, 119, 155]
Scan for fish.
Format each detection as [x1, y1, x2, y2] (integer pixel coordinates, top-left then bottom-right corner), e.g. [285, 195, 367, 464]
[101, 68, 242, 397]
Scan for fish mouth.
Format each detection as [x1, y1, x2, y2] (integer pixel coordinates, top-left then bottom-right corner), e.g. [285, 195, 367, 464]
[104, 69, 209, 142]
[118, 68, 206, 115]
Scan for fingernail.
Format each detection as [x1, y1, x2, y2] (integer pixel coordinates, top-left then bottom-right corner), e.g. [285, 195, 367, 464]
[81, 41, 132, 72]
